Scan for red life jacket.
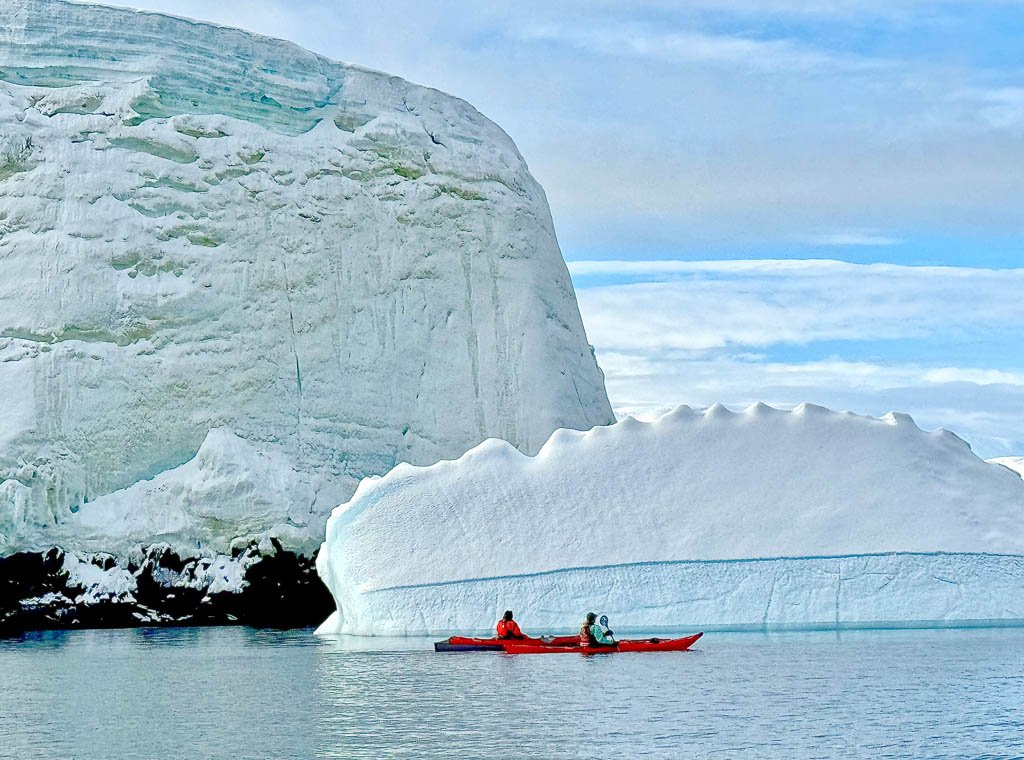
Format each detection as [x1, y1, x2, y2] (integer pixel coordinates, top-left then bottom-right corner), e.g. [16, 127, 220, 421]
[496, 619, 522, 638]
[579, 623, 595, 647]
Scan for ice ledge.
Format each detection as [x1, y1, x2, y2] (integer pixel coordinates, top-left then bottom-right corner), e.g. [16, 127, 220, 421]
[319, 552, 1024, 636]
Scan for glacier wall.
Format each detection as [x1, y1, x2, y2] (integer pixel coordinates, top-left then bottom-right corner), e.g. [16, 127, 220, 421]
[0, 0, 613, 559]
[316, 404, 1024, 634]
[324, 553, 1024, 636]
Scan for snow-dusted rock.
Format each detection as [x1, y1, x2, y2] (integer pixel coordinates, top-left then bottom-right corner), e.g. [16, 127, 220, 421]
[316, 403, 1024, 634]
[0, 540, 325, 633]
[0, 0, 612, 565]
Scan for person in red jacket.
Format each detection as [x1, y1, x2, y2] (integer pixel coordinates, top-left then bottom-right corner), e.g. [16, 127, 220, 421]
[496, 610, 526, 639]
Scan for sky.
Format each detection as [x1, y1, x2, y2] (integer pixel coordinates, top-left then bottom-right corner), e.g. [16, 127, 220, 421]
[96, 0, 1024, 456]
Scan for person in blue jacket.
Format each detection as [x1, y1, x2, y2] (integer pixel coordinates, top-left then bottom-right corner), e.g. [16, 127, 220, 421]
[579, 612, 616, 648]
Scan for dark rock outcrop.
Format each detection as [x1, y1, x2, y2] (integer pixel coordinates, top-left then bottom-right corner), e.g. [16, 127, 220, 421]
[0, 544, 333, 636]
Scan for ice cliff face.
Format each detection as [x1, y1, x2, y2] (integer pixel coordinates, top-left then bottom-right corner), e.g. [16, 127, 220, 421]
[316, 404, 1024, 634]
[0, 0, 613, 564]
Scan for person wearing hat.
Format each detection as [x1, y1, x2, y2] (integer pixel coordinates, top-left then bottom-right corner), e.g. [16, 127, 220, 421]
[579, 612, 617, 648]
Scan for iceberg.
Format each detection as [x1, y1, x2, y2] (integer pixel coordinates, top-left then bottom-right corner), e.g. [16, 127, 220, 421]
[0, 0, 612, 629]
[316, 403, 1024, 634]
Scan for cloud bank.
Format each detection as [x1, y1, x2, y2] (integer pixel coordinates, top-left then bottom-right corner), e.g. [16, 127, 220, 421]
[571, 260, 1024, 458]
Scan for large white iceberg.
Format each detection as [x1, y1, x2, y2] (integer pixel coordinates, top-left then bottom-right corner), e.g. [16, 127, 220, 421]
[0, 0, 612, 561]
[316, 403, 1024, 634]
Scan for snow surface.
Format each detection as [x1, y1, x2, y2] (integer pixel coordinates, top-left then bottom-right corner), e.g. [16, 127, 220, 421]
[0, 0, 612, 559]
[58, 428, 317, 556]
[316, 403, 1024, 634]
[990, 457, 1024, 480]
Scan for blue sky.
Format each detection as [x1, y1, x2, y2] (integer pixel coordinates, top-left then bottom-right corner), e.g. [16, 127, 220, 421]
[97, 0, 1024, 455]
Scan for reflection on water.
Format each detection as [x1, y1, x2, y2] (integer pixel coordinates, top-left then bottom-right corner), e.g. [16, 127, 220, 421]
[1, 627, 1023, 759]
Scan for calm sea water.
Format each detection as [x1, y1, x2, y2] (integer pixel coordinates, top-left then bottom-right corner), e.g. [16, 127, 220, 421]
[1, 626, 1022, 759]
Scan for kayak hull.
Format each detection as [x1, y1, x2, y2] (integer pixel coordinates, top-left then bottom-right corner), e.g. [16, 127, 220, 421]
[502, 632, 703, 654]
[434, 635, 578, 652]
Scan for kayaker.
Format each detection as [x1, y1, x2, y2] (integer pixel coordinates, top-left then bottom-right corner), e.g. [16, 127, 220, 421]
[496, 610, 526, 639]
[579, 612, 616, 648]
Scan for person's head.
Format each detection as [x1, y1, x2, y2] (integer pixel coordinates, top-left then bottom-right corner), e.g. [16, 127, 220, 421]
[586, 612, 597, 624]
[503, 610, 514, 621]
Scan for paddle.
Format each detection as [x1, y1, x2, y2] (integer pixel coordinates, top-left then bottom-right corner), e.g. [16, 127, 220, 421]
[598, 615, 617, 643]
[598, 614, 665, 644]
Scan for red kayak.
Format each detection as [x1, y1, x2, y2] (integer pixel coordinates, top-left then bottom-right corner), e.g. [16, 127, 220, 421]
[434, 635, 579, 652]
[502, 632, 703, 654]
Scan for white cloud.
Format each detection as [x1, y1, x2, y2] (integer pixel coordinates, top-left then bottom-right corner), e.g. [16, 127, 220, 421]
[574, 260, 1024, 351]
[599, 352, 1024, 458]
[518, 24, 862, 74]
[802, 231, 901, 247]
[921, 368, 1024, 386]
[591, 0, 1018, 17]
[573, 260, 1024, 457]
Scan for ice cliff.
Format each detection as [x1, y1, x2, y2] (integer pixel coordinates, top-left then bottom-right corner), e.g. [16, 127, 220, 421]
[316, 404, 1024, 634]
[0, 0, 612, 629]
[0, 1, 611, 556]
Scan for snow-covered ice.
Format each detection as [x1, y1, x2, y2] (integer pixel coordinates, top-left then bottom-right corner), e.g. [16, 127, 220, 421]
[990, 457, 1024, 480]
[0, 0, 612, 560]
[316, 403, 1024, 634]
[54, 428, 320, 557]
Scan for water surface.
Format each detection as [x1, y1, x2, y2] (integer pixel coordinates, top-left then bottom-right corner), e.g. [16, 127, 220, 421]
[1, 627, 1022, 758]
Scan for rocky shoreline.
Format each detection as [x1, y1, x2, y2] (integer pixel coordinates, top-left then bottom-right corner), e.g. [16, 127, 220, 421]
[0, 542, 333, 636]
